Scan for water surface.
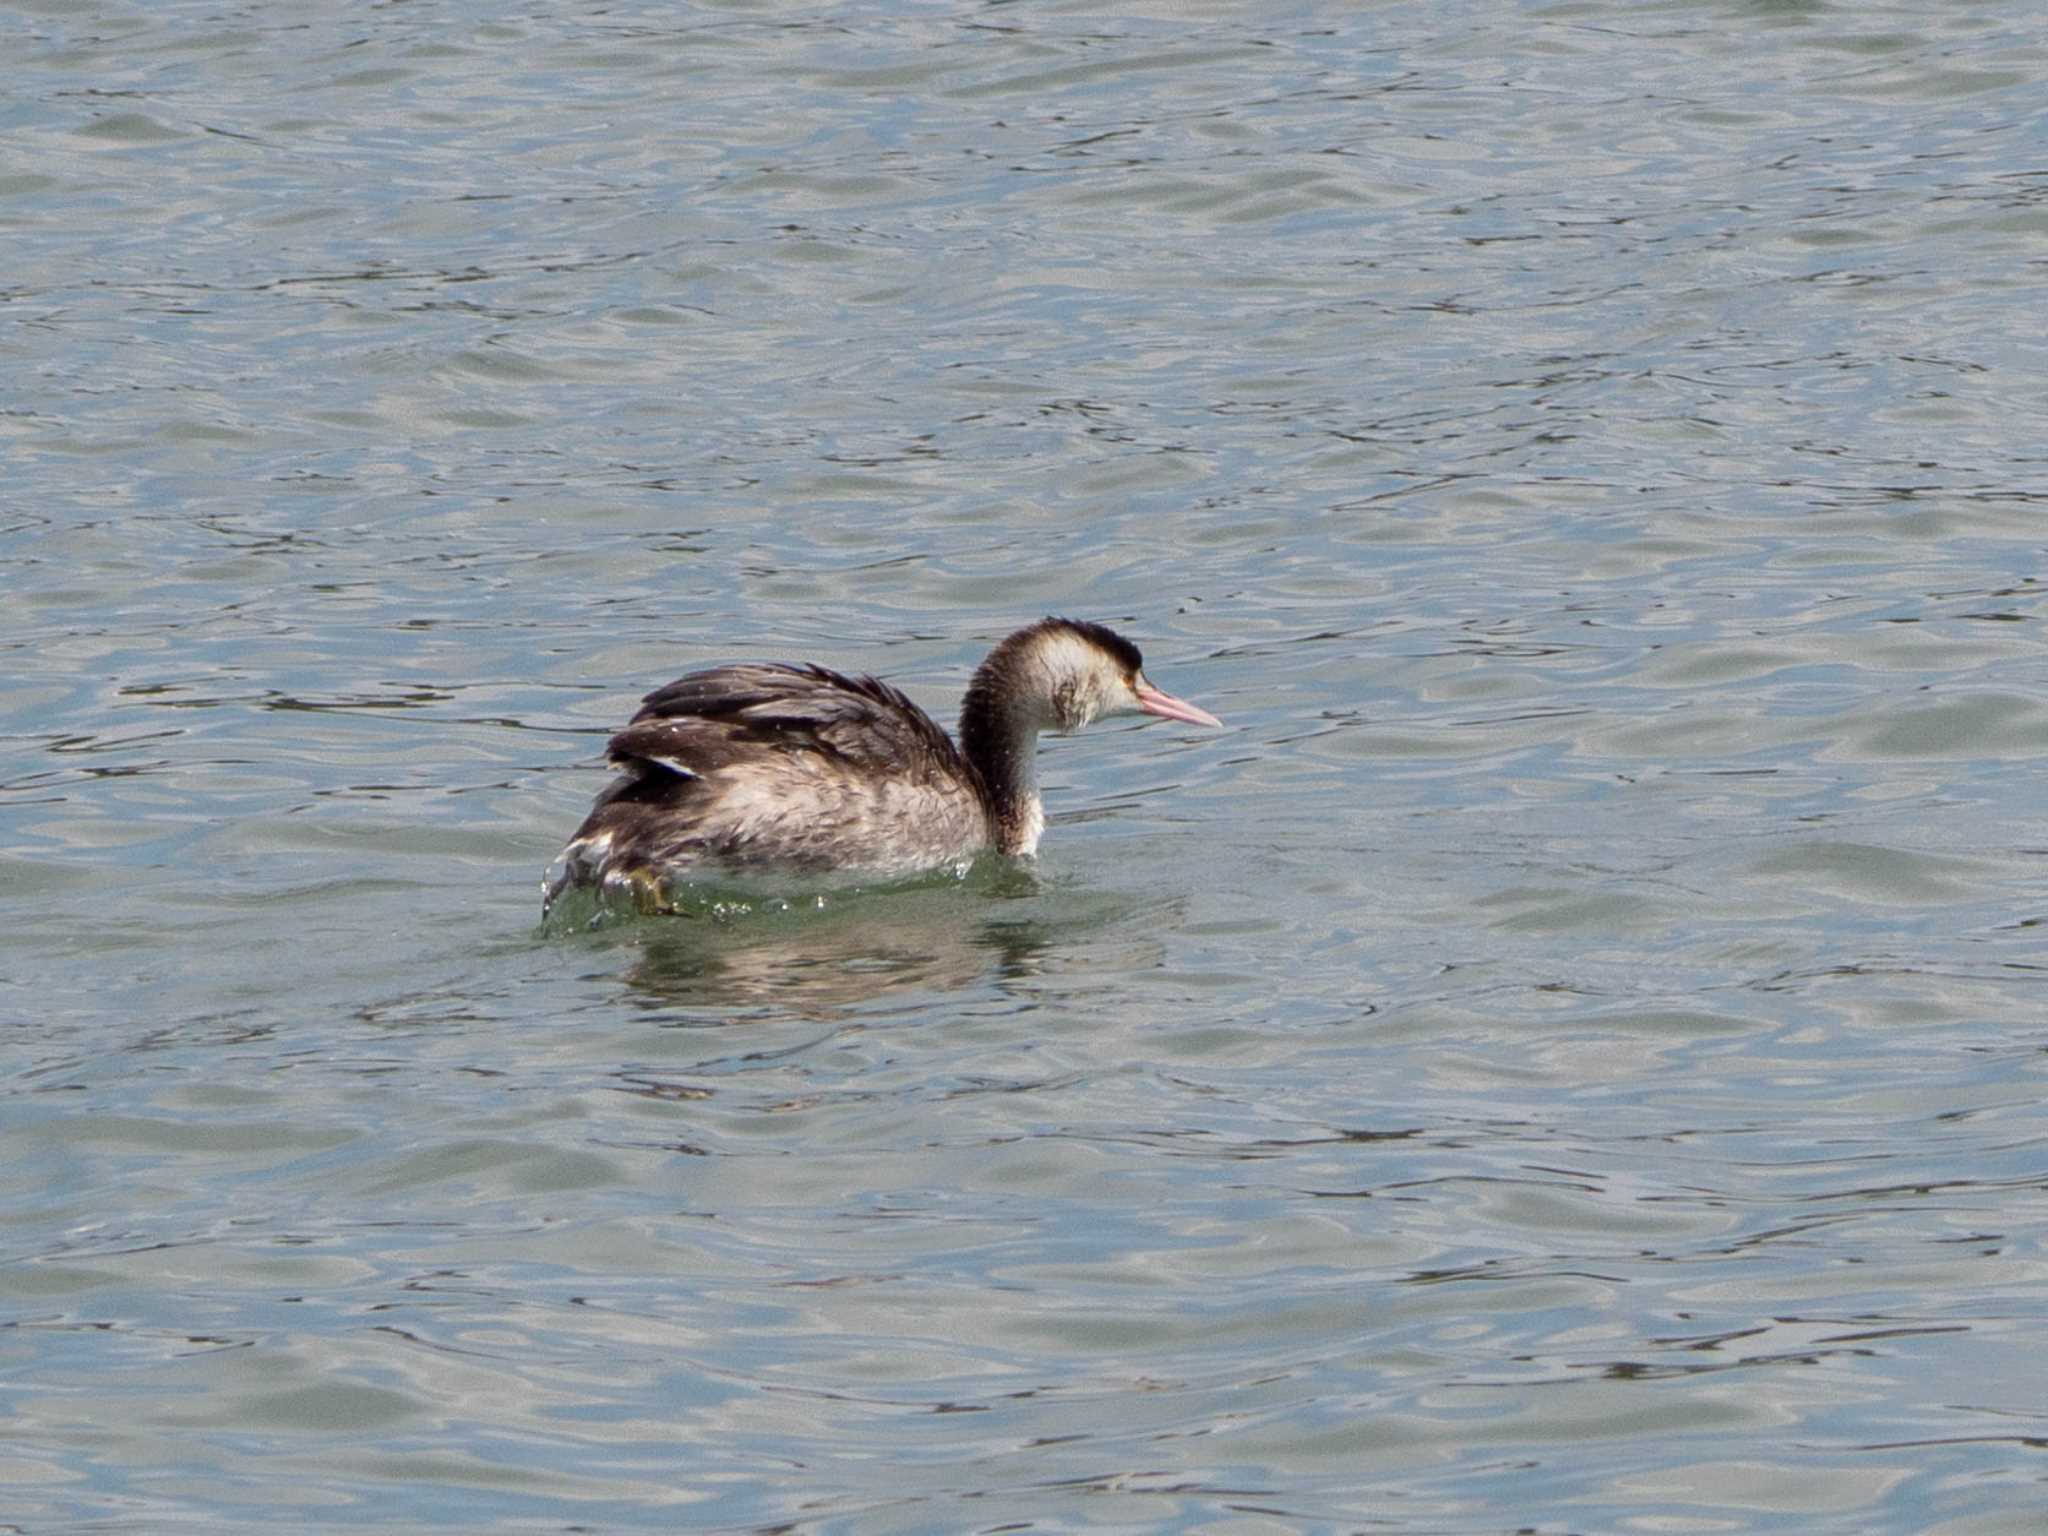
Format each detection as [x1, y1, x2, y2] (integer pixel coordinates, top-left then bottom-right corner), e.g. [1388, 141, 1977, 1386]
[6, 1, 2048, 1531]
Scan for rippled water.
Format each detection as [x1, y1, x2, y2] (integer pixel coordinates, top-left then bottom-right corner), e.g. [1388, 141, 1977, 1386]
[7, 0, 2048, 1530]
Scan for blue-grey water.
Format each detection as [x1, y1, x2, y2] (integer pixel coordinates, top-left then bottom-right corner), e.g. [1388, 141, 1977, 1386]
[6, 1, 2048, 1531]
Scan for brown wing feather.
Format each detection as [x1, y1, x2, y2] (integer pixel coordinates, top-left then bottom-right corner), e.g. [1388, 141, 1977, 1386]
[619, 663, 961, 776]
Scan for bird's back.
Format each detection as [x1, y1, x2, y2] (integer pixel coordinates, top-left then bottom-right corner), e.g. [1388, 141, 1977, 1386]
[547, 663, 991, 909]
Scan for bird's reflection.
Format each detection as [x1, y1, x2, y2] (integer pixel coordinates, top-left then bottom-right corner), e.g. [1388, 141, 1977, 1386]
[550, 862, 1152, 1018]
[623, 910, 1056, 1014]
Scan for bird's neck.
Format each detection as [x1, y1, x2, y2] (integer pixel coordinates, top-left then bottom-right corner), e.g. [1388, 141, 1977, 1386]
[958, 670, 1045, 856]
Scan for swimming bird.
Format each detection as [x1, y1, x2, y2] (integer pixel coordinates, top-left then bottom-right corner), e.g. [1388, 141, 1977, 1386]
[543, 617, 1221, 914]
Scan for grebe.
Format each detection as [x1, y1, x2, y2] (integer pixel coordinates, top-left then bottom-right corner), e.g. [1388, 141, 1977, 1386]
[544, 617, 1221, 914]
